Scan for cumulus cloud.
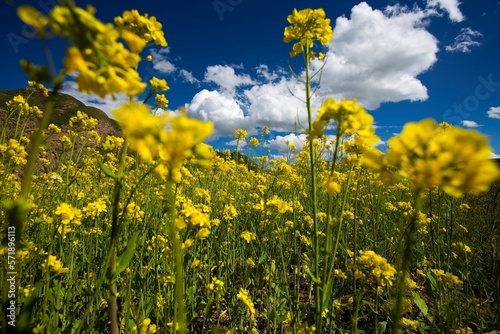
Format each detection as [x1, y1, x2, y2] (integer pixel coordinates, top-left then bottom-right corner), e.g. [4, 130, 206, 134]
[487, 107, 500, 119]
[243, 77, 318, 132]
[150, 48, 176, 74]
[255, 64, 284, 82]
[186, 89, 247, 139]
[204, 65, 255, 95]
[225, 139, 248, 148]
[490, 152, 500, 159]
[266, 133, 308, 153]
[426, 0, 464, 22]
[446, 28, 483, 53]
[179, 69, 199, 84]
[313, 2, 439, 109]
[461, 120, 481, 128]
[149, 48, 200, 83]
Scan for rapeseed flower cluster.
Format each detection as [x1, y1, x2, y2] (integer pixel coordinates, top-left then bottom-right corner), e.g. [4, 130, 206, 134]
[69, 111, 98, 131]
[452, 242, 472, 253]
[5, 95, 29, 113]
[28, 80, 49, 97]
[114, 10, 167, 47]
[266, 195, 293, 214]
[131, 318, 157, 334]
[430, 269, 463, 286]
[113, 102, 213, 182]
[237, 288, 256, 323]
[233, 128, 247, 141]
[241, 231, 257, 243]
[312, 98, 377, 141]
[54, 203, 82, 225]
[207, 277, 224, 297]
[83, 199, 107, 218]
[154, 94, 169, 109]
[283, 8, 333, 59]
[42, 255, 69, 274]
[401, 318, 418, 331]
[18, 4, 166, 97]
[363, 119, 499, 197]
[356, 250, 397, 286]
[102, 135, 125, 152]
[0, 139, 28, 166]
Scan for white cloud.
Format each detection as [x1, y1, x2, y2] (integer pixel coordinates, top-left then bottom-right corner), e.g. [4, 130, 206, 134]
[179, 69, 199, 84]
[487, 107, 500, 119]
[426, 0, 464, 22]
[375, 140, 386, 147]
[204, 65, 255, 96]
[255, 64, 283, 82]
[150, 48, 176, 74]
[186, 89, 247, 139]
[489, 152, 500, 159]
[446, 28, 483, 53]
[461, 120, 481, 128]
[60, 81, 130, 117]
[225, 139, 248, 148]
[149, 48, 200, 84]
[153, 60, 176, 73]
[266, 133, 308, 153]
[243, 77, 317, 132]
[313, 2, 439, 109]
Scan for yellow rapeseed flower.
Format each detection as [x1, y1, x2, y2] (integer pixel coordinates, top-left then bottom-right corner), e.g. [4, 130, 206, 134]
[240, 231, 257, 243]
[313, 98, 376, 140]
[284, 8, 333, 59]
[364, 119, 500, 197]
[207, 277, 224, 297]
[154, 94, 169, 109]
[149, 77, 169, 92]
[41, 255, 69, 274]
[195, 228, 210, 239]
[19, 4, 149, 97]
[401, 318, 418, 331]
[114, 9, 167, 47]
[83, 199, 107, 218]
[233, 128, 247, 141]
[357, 250, 397, 286]
[54, 203, 82, 225]
[237, 288, 256, 323]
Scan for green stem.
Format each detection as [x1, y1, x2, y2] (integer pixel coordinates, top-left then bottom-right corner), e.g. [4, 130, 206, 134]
[108, 141, 128, 334]
[165, 179, 185, 334]
[392, 189, 423, 332]
[302, 42, 321, 331]
[325, 164, 355, 299]
[323, 131, 342, 284]
[351, 176, 360, 334]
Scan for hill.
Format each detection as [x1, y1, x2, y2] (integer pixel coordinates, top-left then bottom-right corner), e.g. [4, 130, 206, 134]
[0, 87, 121, 138]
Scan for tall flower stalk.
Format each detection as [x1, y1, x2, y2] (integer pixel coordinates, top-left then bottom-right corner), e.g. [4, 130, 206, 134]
[284, 8, 333, 331]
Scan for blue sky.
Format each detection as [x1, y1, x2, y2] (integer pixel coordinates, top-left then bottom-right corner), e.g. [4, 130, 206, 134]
[1, 0, 500, 158]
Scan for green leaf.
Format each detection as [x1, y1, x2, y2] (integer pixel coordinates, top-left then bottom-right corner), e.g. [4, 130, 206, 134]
[426, 271, 438, 292]
[304, 266, 320, 284]
[413, 292, 433, 322]
[114, 231, 140, 279]
[412, 292, 428, 316]
[98, 159, 118, 179]
[377, 321, 387, 334]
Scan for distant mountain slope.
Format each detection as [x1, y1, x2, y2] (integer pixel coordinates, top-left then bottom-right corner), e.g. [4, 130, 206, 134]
[0, 88, 121, 137]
